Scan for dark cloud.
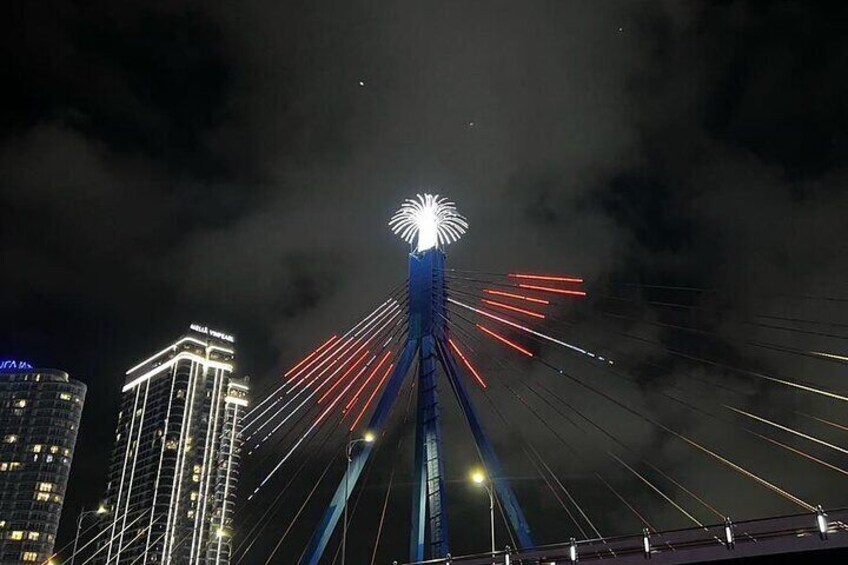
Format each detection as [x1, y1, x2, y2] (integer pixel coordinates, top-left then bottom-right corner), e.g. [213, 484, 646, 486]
[2, 0, 847, 562]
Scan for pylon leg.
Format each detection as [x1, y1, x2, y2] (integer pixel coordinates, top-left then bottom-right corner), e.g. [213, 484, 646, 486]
[410, 335, 450, 561]
[303, 339, 418, 565]
[436, 338, 535, 549]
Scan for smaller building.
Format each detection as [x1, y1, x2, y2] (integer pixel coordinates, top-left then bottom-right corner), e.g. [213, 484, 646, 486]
[0, 363, 87, 564]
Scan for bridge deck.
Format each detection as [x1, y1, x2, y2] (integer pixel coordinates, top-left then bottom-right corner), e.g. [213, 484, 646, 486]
[401, 508, 848, 564]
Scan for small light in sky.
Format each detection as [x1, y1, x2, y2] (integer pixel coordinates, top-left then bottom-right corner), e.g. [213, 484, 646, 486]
[358, 80, 365, 87]
[468, 121, 475, 127]
[618, 26, 623, 32]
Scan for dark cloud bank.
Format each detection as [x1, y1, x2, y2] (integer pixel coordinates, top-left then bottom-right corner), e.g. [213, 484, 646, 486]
[2, 1, 847, 562]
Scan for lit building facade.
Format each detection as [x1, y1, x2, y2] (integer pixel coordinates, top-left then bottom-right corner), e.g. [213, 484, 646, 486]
[102, 326, 248, 564]
[0, 364, 86, 564]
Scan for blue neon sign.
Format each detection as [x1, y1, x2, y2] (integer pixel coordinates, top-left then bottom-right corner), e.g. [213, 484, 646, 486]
[0, 360, 33, 370]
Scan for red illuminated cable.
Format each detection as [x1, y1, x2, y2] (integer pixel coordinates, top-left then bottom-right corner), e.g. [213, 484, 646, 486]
[345, 350, 393, 412]
[294, 301, 400, 387]
[350, 363, 394, 431]
[284, 335, 339, 378]
[482, 299, 546, 319]
[292, 337, 347, 386]
[509, 273, 584, 284]
[317, 351, 370, 404]
[518, 283, 587, 297]
[483, 289, 549, 305]
[476, 324, 534, 357]
[325, 355, 374, 410]
[304, 306, 402, 391]
[448, 338, 487, 389]
[316, 358, 379, 426]
[293, 338, 352, 388]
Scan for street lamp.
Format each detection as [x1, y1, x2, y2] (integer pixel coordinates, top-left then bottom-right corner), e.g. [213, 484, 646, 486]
[471, 469, 495, 561]
[343, 432, 376, 565]
[70, 505, 108, 565]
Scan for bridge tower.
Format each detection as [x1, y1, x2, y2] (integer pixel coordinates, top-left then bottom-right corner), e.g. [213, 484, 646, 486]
[303, 195, 534, 564]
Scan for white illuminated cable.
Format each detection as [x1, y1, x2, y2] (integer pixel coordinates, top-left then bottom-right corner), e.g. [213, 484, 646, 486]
[252, 308, 403, 449]
[754, 373, 848, 403]
[249, 347, 383, 499]
[107, 385, 143, 562]
[144, 366, 178, 563]
[191, 367, 225, 562]
[245, 301, 401, 441]
[76, 509, 154, 565]
[215, 401, 240, 564]
[56, 507, 146, 564]
[248, 316, 404, 499]
[164, 360, 201, 563]
[116, 380, 150, 557]
[389, 193, 468, 251]
[105, 515, 164, 565]
[243, 298, 399, 431]
[127, 531, 168, 565]
[244, 301, 401, 443]
[245, 297, 399, 421]
[245, 303, 399, 432]
[810, 351, 848, 363]
[727, 406, 848, 456]
[448, 297, 607, 359]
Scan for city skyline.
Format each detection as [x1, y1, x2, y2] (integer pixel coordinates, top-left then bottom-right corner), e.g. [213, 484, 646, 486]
[2, 1, 847, 563]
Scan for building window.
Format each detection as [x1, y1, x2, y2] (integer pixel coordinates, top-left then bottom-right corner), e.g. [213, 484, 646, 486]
[31, 445, 42, 453]
[13, 399, 27, 408]
[37, 482, 54, 492]
[9, 531, 24, 540]
[59, 392, 72, 400]
[35, 493, 50, 502]
[22, 552, 38, 562]
[26, 531, 39, 541]
[4, 435, 18, 443]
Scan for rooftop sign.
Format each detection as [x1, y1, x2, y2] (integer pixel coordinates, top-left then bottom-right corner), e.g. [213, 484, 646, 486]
[0, 360, 34, 370]
[189, 324, 235, 343]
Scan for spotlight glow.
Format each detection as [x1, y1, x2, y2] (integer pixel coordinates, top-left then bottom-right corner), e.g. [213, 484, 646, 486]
[389, 193, 468, 251]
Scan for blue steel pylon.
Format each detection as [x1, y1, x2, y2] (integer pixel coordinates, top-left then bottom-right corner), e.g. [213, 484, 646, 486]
[303, 248, 534, 564]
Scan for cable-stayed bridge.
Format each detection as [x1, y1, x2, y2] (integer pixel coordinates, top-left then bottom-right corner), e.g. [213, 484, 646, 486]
[232, 194, 848, 565]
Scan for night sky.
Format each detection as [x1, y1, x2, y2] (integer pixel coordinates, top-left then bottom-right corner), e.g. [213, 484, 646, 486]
[2, 1, 848, 563]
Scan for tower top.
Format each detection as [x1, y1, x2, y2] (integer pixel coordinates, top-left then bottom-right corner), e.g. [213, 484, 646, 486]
[389, 193, 468, 252]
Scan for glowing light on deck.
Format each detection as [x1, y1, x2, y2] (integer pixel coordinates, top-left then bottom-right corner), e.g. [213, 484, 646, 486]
[389, 193, 468, 251]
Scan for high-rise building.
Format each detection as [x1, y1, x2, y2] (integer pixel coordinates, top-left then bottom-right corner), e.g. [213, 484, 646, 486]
[0, 362, 87, 564]
[101, 325, 248, 564]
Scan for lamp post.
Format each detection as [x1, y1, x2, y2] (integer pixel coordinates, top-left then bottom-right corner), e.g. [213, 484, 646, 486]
[343, 432, 375, 565]
[471, 469, 495, 561]
[70, 504, 107, 565]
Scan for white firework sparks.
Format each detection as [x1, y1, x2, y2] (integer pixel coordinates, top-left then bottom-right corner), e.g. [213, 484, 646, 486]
[389, 193, 468, 251]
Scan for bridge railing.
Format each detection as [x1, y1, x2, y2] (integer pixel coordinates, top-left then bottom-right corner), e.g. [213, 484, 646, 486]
[399, 507, 848, 564]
